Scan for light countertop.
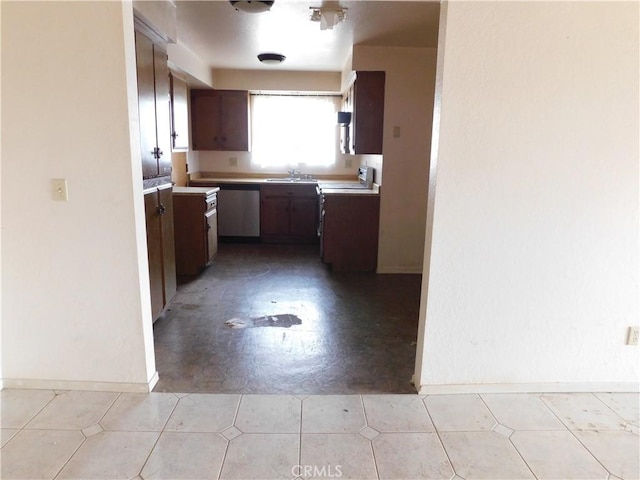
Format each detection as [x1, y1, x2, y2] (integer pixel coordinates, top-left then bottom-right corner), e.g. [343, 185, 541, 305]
[188, 176, 379, 195]
[173, 186, 220, 195]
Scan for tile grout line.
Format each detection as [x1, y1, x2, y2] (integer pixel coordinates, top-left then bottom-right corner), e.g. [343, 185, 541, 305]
[52, 390, 122, 480]
[477, 393, 538, 480]
[216, 393, 244, 480]
[589, 391, 633, 428]
[7, 388, 59, 434]
[421, 395, 460, 480]
[538, 393, 614, 478]
[358, 394, 381, 480]
[134, 392, 183, 479]
[298, 395, 304, 479]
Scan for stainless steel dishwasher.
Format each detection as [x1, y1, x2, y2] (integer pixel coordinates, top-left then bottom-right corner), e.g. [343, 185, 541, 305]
[217, 184, 261, 241]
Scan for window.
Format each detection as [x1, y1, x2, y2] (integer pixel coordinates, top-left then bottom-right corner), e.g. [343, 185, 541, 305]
[251, 94, 340, 168]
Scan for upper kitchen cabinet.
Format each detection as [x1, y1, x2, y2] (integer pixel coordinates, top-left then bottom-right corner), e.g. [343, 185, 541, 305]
[342, 71, 386, 155]
[190, 89, 250, 151]
[135, 30, 171, 178]
[169, 73, 189, 151]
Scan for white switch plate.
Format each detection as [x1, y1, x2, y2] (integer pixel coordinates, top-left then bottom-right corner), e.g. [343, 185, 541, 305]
[627, 326, 639, 346]
[344, 158, 353, 168]
[51, 178, 68, 201]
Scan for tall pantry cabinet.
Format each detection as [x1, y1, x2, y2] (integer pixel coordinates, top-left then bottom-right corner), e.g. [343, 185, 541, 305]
[135, 23, 176, 321]
[135, 31, 172, 178]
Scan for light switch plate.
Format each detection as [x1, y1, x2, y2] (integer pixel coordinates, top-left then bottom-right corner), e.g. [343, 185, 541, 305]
[52, 178, 69, 201]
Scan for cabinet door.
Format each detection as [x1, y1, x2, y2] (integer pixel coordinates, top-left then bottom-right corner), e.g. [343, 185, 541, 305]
[136, 33, 159, 179]
[154, 45, 172, 176]
[144, 191, 165, 318]
[261, 197, 291, 236]
[353, 71, 385, 154]
[191, 91, 220, 150]
[219, 91, 249, 151]
[158, 186, 176, 304]
[321, 195, 380, 272]
[170, 74, 189, 151]
[205, 208, 218, 263]
[290, 197, 318, 239]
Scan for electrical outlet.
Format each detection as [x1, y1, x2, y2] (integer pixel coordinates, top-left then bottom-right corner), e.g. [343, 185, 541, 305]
[627, 326, 639, 346]
[229, 157, 238, 167]
[344, 158, 353, 168]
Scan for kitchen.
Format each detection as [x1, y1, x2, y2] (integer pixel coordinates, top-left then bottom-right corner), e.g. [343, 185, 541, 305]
[135, 0, 439, 393]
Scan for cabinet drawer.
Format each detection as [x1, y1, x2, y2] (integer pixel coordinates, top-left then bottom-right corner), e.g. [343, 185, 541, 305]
[205, 193, 217, 212]
[261, 184, 318, 198]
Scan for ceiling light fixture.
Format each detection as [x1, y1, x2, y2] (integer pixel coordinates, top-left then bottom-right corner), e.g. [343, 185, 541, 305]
[257, 53, 286, 65]
[309, 6, 347, 30]
[229, 1, 274, 13]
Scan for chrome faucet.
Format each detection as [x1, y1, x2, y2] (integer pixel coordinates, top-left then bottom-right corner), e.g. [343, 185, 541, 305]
[287, 169, 301, 178]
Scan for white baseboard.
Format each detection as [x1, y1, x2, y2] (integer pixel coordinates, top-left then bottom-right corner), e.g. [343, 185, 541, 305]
[418, 382, 640, 395]
[1, 372, 160, 393]
[147, 371, 159, 391]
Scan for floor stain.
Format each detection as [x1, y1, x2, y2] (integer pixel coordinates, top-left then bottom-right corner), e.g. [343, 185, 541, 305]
[226, 314, 302, 329]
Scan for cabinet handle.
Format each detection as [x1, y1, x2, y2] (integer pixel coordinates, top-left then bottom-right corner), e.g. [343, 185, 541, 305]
[152, 147, 164, 159]
[207, 222, 211, 231]
[157, 204, 166, 215]
[171, 132, 178, 139]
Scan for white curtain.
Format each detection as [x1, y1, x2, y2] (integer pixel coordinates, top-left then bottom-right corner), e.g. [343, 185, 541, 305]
[251, 94, 339, 168]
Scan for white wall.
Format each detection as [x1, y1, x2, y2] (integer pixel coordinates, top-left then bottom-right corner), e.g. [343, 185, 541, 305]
[168, 42, 215, 89]
[416, 1, 639, 392]
[133, 0, 177, 42]
[352, 46, 438, 274]
[0, 3, 3, 389]
[1, 1, 157, 392]
[213, 69, 341, 93]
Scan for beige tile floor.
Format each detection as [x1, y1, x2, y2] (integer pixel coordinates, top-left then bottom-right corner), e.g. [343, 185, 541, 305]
[1, 389, 638, 479]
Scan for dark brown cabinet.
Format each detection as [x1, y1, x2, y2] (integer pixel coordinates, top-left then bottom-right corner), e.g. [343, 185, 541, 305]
[260, 184, 318, 243]
[190, 89, 249, 151]
[169, 73, 189, 151]
[173, 188, 219, 276]
[135, 31, 171, 178]
[144, 185, 177, 319]
[321, 193, 380, 272]
[342, 71, 386, 155]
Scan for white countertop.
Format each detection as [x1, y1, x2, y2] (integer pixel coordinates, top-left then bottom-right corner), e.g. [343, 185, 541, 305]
[173, 186, 220, 195]
[188, 177, 379, 195]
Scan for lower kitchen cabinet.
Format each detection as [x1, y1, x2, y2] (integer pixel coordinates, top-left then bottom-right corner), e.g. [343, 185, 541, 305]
[173, 187, 219, 276]
[321, 194, 380, 272]
[260, 184, 318, 243]
[144, 184, 177, 319]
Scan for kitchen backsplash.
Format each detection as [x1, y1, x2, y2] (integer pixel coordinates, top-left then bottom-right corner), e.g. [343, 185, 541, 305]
[188, 150, 382, 179]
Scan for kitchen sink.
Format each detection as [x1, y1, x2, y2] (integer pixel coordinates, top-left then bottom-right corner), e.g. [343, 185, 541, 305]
[265, 177, 316, 183]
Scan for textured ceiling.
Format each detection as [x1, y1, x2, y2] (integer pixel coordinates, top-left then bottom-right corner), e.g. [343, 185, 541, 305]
[175, 0, 440, 72]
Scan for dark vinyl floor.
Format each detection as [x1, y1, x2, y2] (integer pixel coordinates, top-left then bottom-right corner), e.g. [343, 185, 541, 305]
[153, 243, 421, 394]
